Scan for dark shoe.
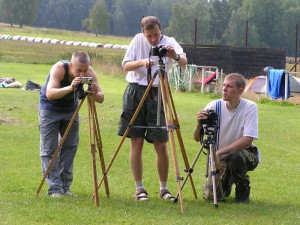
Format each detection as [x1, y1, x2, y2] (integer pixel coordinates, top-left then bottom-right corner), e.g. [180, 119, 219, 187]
[63, 191, 78, 197]
[234, 187, 250, 204]
[222, 183, 232, 197]
[50, 193, 62, 198]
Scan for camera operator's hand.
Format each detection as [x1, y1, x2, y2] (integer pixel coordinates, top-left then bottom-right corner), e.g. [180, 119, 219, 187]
[90, 83, 99, 95]
[196, 109, 209, 124]
[70, 77, 81, 91]
[123, 58, 154, 71]
[164, 45, 177, 60]
[142, 58, 154, 68]
[194, 109, 209, 142]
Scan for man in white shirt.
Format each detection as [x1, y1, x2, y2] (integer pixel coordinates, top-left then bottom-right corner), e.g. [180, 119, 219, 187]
[194, 73, 259, 203]
[118, 16, 187, 201]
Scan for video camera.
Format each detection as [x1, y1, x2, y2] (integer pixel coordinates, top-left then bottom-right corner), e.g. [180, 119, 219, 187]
[150, 45, 168, 58]
[77, 77, 93, 99]
[202, 110, 218, 127]
[201, 110, 218, 136]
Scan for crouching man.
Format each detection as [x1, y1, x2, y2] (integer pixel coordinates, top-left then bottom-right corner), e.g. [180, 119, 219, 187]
[193, 73, 260, 203]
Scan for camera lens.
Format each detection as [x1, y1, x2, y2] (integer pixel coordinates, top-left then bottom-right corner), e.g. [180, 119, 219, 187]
[158, 47, 167, 57]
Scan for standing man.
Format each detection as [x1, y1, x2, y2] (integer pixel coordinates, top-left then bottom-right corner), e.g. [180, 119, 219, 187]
[193, 73, 260, 203]
[118, 16, 187, 201]
[39, 51, 104, 197]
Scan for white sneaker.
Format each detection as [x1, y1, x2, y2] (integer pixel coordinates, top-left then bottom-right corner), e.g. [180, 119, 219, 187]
[63, 191, 78, 197]
[51, 193, 62, 198]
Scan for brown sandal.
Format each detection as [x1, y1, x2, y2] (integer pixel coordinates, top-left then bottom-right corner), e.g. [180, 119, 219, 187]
[135, 189, 149, 201]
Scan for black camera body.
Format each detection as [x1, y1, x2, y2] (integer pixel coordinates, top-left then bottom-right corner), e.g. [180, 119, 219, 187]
[150, 45, 168, 58]
[200, 109, 219, 138]
[202, 110, 218, 127]
[76, 84, 85, 99]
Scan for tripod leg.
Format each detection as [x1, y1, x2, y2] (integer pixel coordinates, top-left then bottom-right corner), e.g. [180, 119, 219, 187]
[209, 143, 219, 208]
[159, 75, 184, 212]
[90, 144, 99, 206]
[36, 95, 86, 197]
[174, 143, 205, 203]
[95, 74, 158, 194]
[87, 95, 99, 206]
[164, 77, 198, 199]
[211, 145, 225, 202]
[89, 94, 110, 198]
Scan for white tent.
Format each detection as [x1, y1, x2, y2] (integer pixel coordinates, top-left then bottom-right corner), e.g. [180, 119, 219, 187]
[245, 74, 300, 97]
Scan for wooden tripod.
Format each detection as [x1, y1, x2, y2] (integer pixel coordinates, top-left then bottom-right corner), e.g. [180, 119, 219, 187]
[95, 60, 197, 212]
[36, 91, 109, 206]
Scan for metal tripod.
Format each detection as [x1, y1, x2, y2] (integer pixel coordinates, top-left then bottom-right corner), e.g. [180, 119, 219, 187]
[94, 58, 197, 212]
[36, 90, 109, 206]
[174, 126, 225, 208]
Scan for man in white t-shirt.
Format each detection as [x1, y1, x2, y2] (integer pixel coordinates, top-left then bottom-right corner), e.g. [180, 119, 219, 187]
[194, 73, 259, 203]
[118, 16, 187, 201]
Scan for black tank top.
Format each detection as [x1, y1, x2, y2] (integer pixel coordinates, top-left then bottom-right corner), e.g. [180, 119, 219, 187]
[39, 61, 78, 112]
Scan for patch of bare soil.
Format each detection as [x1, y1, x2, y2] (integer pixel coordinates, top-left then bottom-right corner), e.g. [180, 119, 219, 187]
[0, 107, 22, 125]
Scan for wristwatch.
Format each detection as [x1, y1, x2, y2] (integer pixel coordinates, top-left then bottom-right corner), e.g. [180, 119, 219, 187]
[174, 54, 180, 61]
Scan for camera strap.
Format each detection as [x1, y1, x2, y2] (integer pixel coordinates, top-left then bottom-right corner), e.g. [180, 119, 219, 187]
[199, 100, 222, 147]
[215, 100, 221, 150]
[147, 50, 154, 99]
[199, 124, 205, 144]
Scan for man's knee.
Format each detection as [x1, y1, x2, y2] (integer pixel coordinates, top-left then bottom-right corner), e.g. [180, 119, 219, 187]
[226, 151, 244, 165]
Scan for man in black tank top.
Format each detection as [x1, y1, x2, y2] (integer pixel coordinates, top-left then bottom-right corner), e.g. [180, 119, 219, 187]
[39, 51, 104, 197]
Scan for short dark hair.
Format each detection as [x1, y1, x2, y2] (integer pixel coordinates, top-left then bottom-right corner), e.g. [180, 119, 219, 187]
[225, 73, 246, 89]
[71, 51, 90, 64]
[141, 16, 162, 32]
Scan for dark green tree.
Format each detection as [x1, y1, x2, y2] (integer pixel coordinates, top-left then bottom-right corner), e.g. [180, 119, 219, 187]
[83, 0, 111, 35]
[208, 0, 230, 45]
[147, 0, 174, 30]
[112, 0, 151, 36]
[0, 0, 40, 27]
[281, 5, 300, 56]
[166, 0, 210, 45]
[244, 0, 283, 48]
[34, 0, 95, 31]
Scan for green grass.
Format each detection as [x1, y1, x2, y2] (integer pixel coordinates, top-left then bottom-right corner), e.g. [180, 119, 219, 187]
[0, 62, 300, 225]
[0, 38, 125, 67]
[0, 25, 300, 224]
[0, 23, 132, 45]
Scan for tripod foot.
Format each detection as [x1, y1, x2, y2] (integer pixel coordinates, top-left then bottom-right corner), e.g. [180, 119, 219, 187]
[173, 198, 179, 204]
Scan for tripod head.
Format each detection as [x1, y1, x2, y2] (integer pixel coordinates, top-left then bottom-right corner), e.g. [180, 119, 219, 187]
[77, 83, 92, 100]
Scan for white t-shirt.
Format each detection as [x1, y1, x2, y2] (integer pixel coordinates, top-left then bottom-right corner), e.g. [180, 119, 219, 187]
[122, 33, 186, 87]
[204, 98, 258, 150]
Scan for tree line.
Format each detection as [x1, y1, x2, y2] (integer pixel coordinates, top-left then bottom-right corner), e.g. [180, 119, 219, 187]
[0, 0, 299, 56]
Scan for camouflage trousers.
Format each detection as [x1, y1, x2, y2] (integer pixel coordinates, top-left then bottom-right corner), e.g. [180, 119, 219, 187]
[202, 146, 259, 200]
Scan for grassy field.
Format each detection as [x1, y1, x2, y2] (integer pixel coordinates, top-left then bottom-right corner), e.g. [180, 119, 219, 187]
[0, 25, 300, 224]
[0, 22, 132, 45]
